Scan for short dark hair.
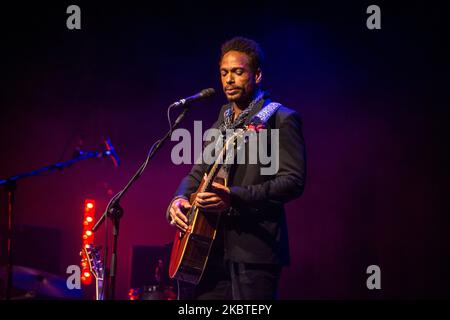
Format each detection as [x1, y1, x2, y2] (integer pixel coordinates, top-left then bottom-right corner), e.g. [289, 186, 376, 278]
[220, 36, 264, 72]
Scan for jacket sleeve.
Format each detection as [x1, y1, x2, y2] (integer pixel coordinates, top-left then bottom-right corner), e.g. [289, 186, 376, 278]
[173, 161, 208, 199]
[229, 111, 306, 211]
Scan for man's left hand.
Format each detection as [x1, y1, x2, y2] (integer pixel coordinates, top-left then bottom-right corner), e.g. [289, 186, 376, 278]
[195, 182, 231, 213]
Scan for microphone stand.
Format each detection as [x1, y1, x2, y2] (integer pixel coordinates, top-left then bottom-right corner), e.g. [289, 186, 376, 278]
[0, 145, 117, 300]
[92, 105, 190, 300]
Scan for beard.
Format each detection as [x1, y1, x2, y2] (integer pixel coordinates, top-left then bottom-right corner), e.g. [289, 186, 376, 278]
[224, 87, 253, 104]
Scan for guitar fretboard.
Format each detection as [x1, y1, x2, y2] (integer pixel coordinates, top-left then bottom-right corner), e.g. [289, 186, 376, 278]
[201, 128, 246, 193]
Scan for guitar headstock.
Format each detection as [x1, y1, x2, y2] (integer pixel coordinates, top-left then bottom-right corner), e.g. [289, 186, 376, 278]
[224, 121, 265, 147]
[224, 127, 250, 146]
[83, 244, 104, 280]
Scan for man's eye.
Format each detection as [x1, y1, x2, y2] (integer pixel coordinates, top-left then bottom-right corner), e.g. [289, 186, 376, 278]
[221, 72, 227, 76]
[235, 70, 243, 75]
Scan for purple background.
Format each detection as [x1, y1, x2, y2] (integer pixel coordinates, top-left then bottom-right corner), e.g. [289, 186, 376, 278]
[1, 2, 449, 299]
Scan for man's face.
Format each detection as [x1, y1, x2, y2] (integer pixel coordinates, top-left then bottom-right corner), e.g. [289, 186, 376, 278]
[220, 50, 261, 103]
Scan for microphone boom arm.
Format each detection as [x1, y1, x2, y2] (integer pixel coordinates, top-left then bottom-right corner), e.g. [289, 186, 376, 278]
[91, 106, 191, 300]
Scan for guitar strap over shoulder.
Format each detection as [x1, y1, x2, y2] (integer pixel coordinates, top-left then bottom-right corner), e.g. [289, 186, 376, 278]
[251, 102, 282, 124]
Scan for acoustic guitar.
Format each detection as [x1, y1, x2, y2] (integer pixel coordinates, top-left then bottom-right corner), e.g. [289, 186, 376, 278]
[168, 127, 252, 284]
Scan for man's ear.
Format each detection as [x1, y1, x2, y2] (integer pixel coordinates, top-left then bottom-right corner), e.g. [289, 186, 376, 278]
[255, 68, 262, 84]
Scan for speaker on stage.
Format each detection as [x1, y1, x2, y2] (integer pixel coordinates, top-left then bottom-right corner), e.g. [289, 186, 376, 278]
[129, 244, 173, 288]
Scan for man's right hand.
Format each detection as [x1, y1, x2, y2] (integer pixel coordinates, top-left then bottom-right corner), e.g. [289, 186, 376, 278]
[169, 198, 191, 232]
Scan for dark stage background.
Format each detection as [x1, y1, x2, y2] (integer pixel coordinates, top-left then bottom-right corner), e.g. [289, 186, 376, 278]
[1, 1, 449, 299]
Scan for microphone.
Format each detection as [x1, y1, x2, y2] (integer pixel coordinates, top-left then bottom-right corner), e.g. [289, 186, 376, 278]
[171, 88, 215, 108]
[104, 138, 121, 168]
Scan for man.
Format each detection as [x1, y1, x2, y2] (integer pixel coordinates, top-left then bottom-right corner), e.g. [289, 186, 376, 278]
[167, 37, 306, 299]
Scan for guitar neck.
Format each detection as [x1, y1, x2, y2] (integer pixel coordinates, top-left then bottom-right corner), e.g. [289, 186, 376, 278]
[201, 129, 245, 192]
[202, 162, 221, 191]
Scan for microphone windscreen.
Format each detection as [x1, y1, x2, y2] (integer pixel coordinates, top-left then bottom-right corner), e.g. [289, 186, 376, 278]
[200, 88, 216, 98]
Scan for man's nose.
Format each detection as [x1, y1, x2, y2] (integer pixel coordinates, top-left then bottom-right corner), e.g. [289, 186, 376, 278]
[225, 74, 234, 84]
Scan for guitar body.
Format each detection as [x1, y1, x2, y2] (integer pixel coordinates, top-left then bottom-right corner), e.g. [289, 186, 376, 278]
[169, 177, 224, 285]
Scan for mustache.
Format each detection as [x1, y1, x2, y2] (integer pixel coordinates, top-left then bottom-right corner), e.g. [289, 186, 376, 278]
[225, 86, 242, 90]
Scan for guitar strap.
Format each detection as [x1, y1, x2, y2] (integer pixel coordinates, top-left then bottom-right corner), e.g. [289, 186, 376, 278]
[250, 101, 282, 124]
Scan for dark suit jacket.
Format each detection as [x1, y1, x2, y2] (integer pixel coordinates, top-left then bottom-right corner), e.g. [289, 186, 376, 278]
[171, 97, 306, 266]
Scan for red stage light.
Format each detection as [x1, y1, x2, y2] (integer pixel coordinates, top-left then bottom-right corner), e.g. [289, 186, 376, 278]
[81, 199, 96, 287]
